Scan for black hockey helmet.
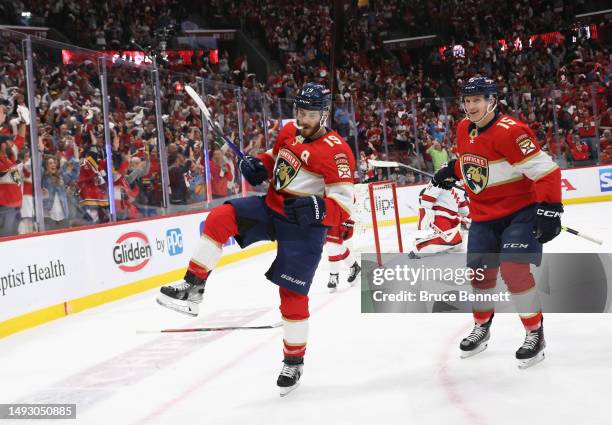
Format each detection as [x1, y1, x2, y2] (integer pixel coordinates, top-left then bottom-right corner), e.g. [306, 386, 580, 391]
[461, 77, 498, 123]
[294, 83, 332, 111]
[462, 77, 497, 98]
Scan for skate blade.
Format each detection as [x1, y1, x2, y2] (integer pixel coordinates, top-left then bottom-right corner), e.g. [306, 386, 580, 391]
[328, 286, 338, 293]
[460, 343, 488, 359]
[518, 351, 545, 369]
[347, 273, 361, 287]
[279, 382, 300, 397]
[156, 293, 199, 317]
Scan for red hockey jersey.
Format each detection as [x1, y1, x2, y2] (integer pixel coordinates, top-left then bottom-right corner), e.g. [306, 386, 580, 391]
[452, 115, 561, 221]
[257, 122, 355, 227]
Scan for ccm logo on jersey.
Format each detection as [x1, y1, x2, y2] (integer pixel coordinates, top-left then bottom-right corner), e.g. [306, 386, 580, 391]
[599, 168, 612, 192]
[503, 243, 529, 248]
[536, 209, 562, 218]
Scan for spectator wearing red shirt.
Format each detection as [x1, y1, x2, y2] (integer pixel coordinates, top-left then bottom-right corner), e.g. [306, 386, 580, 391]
[570, 141, 590, 162]
[209, 149, 233, 199]
[576, 111, 598, 160]
[0, 118, 26, 237]
[567, 131, 590, 164]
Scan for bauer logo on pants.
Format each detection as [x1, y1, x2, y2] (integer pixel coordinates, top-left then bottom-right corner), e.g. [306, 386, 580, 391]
[461, 154, 489, 194]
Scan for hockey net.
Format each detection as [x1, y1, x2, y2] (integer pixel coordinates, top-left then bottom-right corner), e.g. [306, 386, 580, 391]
[351, 181, 404, 264]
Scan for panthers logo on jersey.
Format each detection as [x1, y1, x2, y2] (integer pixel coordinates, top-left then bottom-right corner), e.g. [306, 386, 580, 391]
[461, 153, 488, 194]
[273, 148, 301, 191]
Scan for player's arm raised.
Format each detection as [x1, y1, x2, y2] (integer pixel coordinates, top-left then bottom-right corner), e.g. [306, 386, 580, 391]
[239, 123, 290, 185]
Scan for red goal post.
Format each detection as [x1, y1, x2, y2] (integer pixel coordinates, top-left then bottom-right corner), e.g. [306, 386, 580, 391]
[352, 180, 404, 265]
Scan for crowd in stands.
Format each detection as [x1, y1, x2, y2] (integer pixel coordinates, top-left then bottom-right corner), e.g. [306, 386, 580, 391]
[18, 0, 188, 51]
[0, 0, 610, 238]
[205, 0, 610, 176]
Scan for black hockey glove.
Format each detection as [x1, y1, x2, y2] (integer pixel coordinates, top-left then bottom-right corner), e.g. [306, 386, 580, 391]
[283, 195, 326, 226]
[432, 159, 457, 190]
[533, 203, 563, 243]
[239, 155, 268, 186]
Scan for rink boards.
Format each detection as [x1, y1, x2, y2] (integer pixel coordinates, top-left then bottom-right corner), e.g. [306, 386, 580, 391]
[1, 164, 611, 338]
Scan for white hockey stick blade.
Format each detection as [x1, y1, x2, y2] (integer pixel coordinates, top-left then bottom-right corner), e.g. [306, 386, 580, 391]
[368, 159, 434, 177]
[184, 85, 244, 158]
[184, 85, 213, 122]
[368, 159, 402, 167]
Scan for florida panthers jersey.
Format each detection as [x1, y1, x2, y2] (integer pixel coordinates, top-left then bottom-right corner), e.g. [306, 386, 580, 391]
[257, 122, 355, 227]
[452, 114, 561, 221]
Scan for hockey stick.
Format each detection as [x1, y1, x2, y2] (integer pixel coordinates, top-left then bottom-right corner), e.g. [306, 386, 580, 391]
[184, 85, 245, 159]
[371, 159, 601, 245]
[136, 321, 283, 334]
[430, 222, 460, 243]
[369, 159, 433, 178]
[561, 226, 603, 245]
[369, 159, 466, 191]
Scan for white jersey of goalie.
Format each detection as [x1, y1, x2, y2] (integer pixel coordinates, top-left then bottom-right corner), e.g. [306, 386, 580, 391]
[414, 184, 469, 255]
[418, 184, 469, 229]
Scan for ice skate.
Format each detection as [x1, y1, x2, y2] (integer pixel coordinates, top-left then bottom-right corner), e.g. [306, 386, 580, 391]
[460, 313, 493, 358]
[156, 271, 207, 317]
[327, 273, 339, 292]
[347, 261, 361, 286]
[277, 357, 304, 397]
[516, 320, 546, 369]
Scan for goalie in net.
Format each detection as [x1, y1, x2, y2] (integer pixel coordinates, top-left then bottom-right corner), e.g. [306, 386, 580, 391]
[411, 182, 471, 256]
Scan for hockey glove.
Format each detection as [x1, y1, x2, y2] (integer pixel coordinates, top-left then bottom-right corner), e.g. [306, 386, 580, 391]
[340, 219, 355, 241]
[533, 202, 563, 243]
[432, 159, 457, 190]
[283, 195, 326, 226]
[239, 155, 268, 186]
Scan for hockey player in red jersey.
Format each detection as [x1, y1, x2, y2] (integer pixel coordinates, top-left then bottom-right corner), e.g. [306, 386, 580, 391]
[156, 83, 355, 395]
[324, 219, 361, 292]
[411, 183, 470, 256]
[432, 77, 562, 368]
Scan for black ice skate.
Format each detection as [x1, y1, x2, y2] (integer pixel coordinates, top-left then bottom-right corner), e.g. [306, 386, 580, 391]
[156, 271, 207, 317]
[328, 273, 339, 292]
[516, 320, 546, 369]
[277, 357, 304, 397]
[460, 313, 494, 358]
[347, 261, 362, 286]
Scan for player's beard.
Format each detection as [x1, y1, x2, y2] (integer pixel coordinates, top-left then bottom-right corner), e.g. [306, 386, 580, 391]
[299, 122, 319, 138]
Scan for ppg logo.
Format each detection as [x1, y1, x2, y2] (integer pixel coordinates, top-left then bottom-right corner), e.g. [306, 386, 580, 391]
[166, 228, 183, 256]
[599, 168, 612, 192]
